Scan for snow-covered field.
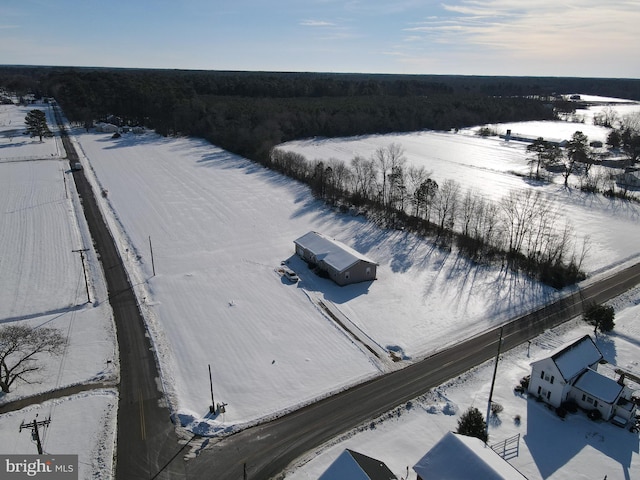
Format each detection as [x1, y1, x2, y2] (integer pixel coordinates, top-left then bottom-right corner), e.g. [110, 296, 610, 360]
[0, 103, 118, 477]
[1, 95, 639, 479]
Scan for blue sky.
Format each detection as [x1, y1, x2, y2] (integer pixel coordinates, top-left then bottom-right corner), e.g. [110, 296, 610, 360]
[2, 0, 639, 78]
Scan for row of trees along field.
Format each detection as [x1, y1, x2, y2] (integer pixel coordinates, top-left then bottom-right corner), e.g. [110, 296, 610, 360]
[7, 67, 640, 161]
[271, 144, 587, 289]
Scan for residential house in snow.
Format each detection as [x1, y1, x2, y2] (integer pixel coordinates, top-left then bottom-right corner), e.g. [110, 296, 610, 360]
[413, 432, 527, 480]
[528, 335, 638, 426]
[94, 122, 119, 133]
[319, 449, 397, 480]
[294, 231, 377, 286]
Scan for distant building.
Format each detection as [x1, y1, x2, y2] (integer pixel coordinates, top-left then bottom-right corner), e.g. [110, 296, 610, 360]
[500, 130, 568, 147]
[528, 335, 638, 425]
[319, 449, 397, 480]
[294, 231, 377, 286]
[94, 122, 119, 133]
[413, 432, 527, 480]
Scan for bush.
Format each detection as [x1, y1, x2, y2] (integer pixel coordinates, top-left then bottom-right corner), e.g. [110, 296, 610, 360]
[561, 400, 578, 414]
[587, 409, 602, 421]
[490, 403, 504, 416]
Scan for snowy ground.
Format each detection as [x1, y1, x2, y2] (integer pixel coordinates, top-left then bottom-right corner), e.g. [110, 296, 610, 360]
[0, 103, 118, 477]
[1, 96, 639, 479]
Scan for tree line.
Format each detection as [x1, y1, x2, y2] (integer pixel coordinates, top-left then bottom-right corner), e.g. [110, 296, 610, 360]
[271, 144, 587, 288]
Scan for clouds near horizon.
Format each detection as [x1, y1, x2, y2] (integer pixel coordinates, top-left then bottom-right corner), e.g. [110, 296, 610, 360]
[1, 0, 637, 78]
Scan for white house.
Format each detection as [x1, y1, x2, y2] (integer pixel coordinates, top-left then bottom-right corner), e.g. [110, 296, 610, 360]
[413, 432, 527, 480]
[528, 335, 638, 425]
[94, 122, 119, 133]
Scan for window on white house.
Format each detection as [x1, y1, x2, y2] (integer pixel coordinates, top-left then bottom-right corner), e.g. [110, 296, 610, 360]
[540, 370, 545, 379]
[550, 376, 555, 384]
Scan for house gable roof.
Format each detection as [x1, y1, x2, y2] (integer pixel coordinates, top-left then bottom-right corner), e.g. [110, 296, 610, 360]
[319, 449, 397, 480]
[413, 432, 527, 480]
[549, 335, 603, 382]
[294, 231, 378, 273]
[573, 368, 624, 403]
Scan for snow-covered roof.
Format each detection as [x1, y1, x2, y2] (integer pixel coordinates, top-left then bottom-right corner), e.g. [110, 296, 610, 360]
[319, 449, 397, 480]
[294, 231, 378, 272]
[573, 368, 624, 403]
[413, 432, 527, 480]
[551, 335, 603, 381]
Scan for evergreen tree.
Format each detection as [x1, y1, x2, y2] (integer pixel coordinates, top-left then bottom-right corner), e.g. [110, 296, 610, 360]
[584, 304, 615, 333]
[24, 109, 52, 141]
[456, 406, 488, 443]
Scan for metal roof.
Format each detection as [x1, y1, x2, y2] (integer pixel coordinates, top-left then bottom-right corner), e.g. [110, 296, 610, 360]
[294, 231, 377, 273]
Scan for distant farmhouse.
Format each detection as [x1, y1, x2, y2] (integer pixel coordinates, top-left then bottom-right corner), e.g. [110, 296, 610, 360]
[528, 335, 638, 426]
[500, 129, 568, 147]
[294, 231, 377, 286]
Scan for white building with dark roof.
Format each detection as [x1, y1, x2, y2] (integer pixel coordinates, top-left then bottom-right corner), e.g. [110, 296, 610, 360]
[528, 335, 638, 425]
[294, 231, 377, 286]
[319, 449, 397, 480]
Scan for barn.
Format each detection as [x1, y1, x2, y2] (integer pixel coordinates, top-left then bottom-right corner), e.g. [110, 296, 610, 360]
[293, 231, 377, 286]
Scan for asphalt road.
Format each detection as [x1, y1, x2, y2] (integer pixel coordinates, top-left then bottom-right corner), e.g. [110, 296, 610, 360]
[54, 108, 640, 479]
[54, 112, 182, 479]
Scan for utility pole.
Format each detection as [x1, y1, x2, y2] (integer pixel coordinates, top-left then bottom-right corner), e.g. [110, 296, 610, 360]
[209, 364, 215, 414]
[72, 248, 90, 303]
[486, 327, 504, 441]
[20, 415, 50, 454]
[149, 236, 156, 277]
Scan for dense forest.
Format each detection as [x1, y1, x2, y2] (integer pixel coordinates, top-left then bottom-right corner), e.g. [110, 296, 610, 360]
[3, 66, 640, 287]
[3, 66, 639, 163]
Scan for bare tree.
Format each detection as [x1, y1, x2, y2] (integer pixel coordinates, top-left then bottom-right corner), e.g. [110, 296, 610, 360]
[500, 190, 546, 255]
[433, 179, 461, 235]
[406, 166, 430, 216]
[0, 325, 65, 393]
[350, 155, 377, 201]
[373, 143, 405, 208]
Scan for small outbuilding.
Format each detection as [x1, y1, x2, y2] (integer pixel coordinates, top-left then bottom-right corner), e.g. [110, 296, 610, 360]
[294, 231, 377, 286]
